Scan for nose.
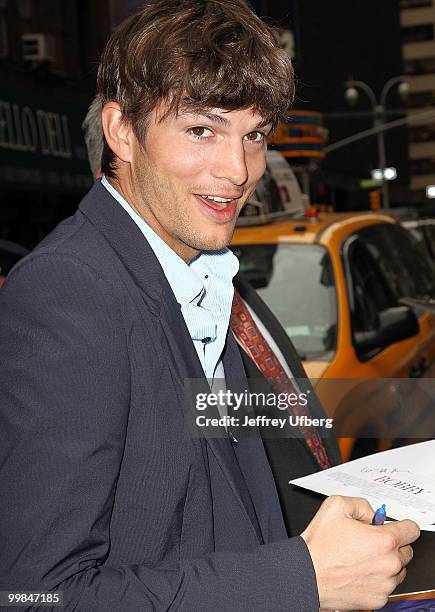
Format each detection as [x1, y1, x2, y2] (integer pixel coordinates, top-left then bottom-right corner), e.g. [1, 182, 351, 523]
[212, 139, 248, 186]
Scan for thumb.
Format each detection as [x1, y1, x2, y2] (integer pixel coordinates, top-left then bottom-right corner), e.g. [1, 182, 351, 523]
[339, 496, 376, 523]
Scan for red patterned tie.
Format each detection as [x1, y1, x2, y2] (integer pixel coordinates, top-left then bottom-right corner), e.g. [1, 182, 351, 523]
[230, 288, 331, 470]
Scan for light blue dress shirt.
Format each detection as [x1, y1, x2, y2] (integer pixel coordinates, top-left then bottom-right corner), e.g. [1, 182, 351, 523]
[101, 176, 239, 385]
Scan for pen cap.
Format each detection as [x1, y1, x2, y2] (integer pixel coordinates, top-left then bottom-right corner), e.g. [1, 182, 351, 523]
[372, 504, 387, 526]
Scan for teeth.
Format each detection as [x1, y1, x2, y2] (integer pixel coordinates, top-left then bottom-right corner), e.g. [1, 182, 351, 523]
[200, 195, 232, 203]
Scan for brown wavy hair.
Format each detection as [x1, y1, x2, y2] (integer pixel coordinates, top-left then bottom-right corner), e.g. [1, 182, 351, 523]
[97, 0, 295, 177]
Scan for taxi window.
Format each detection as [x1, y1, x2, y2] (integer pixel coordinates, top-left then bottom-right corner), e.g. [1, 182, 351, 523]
[422, 222, 435, 261]
[346, 240, 393, 334]
[357, 223, 435, 301]
[231, 244, 337, 360]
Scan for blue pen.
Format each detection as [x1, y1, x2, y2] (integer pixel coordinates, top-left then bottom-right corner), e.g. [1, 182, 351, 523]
[372, 504, 387, 525]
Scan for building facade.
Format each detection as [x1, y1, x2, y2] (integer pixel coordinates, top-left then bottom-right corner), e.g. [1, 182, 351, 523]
[0, 0, 111, 247]
[401, 0, 435, 203]
[264, 0, 409, 211]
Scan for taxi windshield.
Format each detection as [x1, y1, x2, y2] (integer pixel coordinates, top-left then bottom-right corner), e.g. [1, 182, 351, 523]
[232, 243, 338, 361]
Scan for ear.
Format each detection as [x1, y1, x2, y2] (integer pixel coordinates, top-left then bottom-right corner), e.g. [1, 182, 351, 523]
[101, 102, 133, 164]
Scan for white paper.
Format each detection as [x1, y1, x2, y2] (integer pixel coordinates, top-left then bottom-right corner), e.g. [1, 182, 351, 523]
[290, 440, 435, 530]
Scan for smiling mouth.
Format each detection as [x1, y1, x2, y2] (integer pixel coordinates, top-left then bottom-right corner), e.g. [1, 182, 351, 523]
[194, 194, 235, 210]
[193, 194, 240, 222]
[195, 194, 237, 209]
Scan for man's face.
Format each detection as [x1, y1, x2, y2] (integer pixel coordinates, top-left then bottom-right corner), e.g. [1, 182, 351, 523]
[125, 105, 271, 261]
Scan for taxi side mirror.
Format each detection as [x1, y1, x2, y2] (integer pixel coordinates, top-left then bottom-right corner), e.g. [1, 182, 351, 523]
[354, 306, 419, 353]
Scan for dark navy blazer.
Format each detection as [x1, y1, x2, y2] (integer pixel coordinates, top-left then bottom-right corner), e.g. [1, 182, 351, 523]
[0, 182, 319, 611]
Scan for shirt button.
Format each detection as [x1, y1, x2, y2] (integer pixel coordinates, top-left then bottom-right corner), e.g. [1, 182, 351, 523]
[202, 337, 211, 343]
[229, 430, 239, 447]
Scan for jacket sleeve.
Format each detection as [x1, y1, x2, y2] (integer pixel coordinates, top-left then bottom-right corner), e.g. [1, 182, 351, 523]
[0, 254, 319, 612]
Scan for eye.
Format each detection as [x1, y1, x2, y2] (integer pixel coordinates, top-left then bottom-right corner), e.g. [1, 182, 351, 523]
[187, 126, 214, 141]
[244, 131, 266, 144]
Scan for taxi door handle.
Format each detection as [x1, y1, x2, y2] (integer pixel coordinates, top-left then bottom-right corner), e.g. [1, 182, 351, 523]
[419, 357, 429, 372]
[410, 357, 429, 378]
[409, 364, 422, 378]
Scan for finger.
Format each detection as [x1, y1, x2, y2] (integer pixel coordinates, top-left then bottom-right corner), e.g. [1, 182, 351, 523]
[385, 520, 420, 547]
[395, 566, 407, 587]
[339, 496, 375, 523]
[399, 544, 414, 567]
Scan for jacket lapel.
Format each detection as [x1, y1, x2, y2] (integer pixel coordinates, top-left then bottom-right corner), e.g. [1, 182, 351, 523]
[79, 182, 167, 316]
[223, 333, 288, 543]
[79, 183, 264, 542]
[159, 287, 264, 543]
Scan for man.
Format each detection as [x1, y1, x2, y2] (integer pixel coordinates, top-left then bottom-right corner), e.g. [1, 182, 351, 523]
[0, 2, 419, 611]
[82, 94, 341, 536]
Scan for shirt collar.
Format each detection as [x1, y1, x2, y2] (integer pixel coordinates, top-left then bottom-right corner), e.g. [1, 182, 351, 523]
[190, 249, 239, 287]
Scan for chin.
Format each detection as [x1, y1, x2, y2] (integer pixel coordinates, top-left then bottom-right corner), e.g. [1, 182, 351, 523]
[197, 232, 234, 253]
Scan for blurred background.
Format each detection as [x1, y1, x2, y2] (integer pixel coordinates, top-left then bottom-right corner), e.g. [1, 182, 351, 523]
[0, 0, 434, 244]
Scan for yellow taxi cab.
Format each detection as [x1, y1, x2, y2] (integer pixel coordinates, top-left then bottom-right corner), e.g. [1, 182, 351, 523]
[232, 210, 435, 461]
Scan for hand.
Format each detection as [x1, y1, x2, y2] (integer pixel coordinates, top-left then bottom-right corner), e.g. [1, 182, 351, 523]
[300, 495, 420, 611]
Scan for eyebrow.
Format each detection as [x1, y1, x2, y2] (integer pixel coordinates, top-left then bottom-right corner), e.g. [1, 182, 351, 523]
[180, 111, 273, 132]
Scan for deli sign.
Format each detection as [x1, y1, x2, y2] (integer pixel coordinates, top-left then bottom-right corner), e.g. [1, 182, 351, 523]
[0, 85, 92, 193]
[0, 102, 71, 158]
